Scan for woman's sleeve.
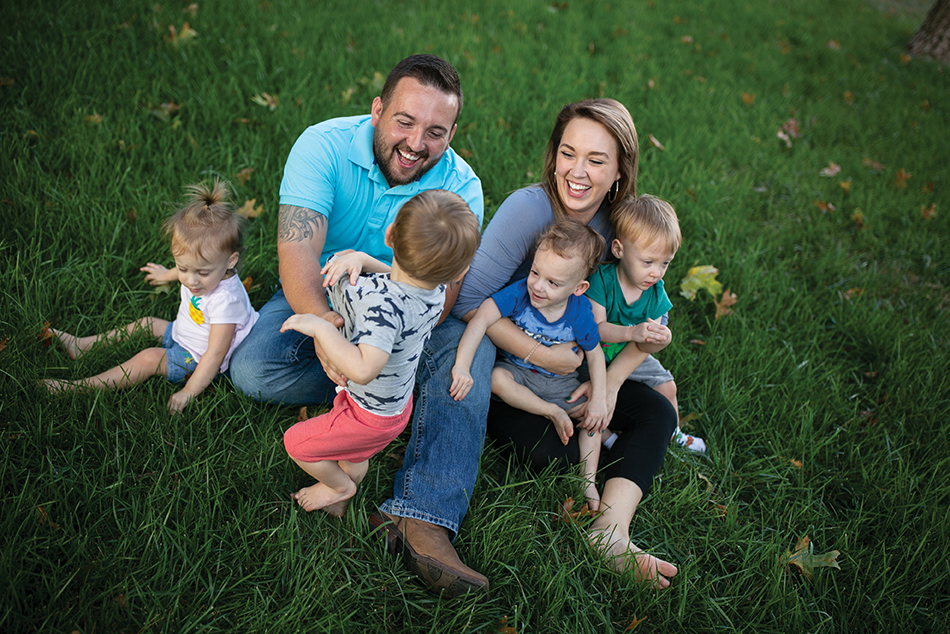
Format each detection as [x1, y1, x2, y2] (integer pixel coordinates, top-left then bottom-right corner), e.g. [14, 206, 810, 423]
[453, 188, 552, 318]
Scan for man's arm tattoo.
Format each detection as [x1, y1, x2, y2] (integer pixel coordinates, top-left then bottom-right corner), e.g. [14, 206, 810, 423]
[278, 205, 327, 244]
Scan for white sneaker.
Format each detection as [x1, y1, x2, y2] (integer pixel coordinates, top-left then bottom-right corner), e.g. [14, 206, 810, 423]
[672, 426, 707, 453]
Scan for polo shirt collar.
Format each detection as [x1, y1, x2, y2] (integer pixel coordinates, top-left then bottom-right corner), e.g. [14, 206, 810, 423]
[348, 116, 446, 193]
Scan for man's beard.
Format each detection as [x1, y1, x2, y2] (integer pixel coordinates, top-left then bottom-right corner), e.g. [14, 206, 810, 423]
[373, 130, 435, 187]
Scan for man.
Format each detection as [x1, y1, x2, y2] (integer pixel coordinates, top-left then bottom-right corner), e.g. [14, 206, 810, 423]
[229, 54, 489, 597]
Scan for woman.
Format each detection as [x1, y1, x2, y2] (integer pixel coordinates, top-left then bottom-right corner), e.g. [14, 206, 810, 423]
[452, 98, 679, 589]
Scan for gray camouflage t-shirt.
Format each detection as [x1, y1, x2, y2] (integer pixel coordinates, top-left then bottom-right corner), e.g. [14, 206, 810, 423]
[329, 272, 445, 416]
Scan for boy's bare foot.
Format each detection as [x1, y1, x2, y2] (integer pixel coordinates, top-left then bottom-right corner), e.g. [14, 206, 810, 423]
[584, 483, 601, 513]
[291, 480, 357, 513]
[49, 328, 83, 360]
[588, 526, 678, 589]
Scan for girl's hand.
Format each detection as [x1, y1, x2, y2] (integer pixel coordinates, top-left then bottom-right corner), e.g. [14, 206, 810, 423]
[321, 250, 364, 288]
[167, 390, 196, 414]
[449, 366, 474, 401]
[141, 262, 176, 286]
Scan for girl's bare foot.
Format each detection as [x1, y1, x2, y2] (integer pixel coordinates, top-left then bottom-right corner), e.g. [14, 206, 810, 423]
[291, 480, 357, 513]
[588, 526, 678, 589]
[50, 328, 84, 360]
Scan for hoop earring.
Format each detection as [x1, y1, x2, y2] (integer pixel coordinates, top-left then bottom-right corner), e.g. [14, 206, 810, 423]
[607, 180, 620, 204]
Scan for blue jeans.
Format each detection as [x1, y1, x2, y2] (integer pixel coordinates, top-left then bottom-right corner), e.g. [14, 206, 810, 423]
[231, 290, 495, 537]
[229, 289, 339, 406]
[379, 316, 495, 538]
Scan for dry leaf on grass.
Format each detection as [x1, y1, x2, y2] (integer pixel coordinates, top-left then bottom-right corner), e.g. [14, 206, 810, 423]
[714, 289, 737, 319]
[679, 265, 722, 300]
[237, 199, 264, 218]
[784, 535, 840, 580]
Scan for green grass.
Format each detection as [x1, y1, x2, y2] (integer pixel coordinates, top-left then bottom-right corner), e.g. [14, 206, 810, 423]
[2, 0, 949, 632]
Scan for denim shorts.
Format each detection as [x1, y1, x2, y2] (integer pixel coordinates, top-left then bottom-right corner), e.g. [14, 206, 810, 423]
[162, 322, 198, 384]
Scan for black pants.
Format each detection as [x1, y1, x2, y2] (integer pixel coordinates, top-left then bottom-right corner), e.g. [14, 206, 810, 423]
[486, 379, 676, 496]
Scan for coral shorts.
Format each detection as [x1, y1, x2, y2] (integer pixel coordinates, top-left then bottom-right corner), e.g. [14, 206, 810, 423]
[283, 389, 412, 463]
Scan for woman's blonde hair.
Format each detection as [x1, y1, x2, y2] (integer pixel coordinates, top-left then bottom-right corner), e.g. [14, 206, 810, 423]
[389, 189, 481, 284]
[164, 179, 245, 265]
[541, 99, 639, 222]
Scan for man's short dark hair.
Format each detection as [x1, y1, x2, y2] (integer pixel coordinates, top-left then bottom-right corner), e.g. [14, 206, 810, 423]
[380, 54, 463, 118]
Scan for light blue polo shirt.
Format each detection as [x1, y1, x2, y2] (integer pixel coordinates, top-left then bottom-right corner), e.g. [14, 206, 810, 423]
[279, 115, 484, 267]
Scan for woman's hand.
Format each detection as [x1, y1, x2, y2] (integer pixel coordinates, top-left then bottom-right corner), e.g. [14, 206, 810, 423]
[141, 263, 178, 286]
[533, 342, 585, 376]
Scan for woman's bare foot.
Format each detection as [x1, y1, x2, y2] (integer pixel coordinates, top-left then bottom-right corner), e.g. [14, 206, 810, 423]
[42, 378, 75, 393]
[588, 526, 678, 589]
[291, 480, 357, 513]
[50, 328, 84, 360]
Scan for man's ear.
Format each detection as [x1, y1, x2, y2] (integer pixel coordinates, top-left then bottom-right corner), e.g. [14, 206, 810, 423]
[228, 252, 240, 270]
[446, 123, 458, 145]
[611, 238, 623, 260]
[383, 224, 394, 248]
[370, 96, 384, 127]
[573, 280, 590, 296]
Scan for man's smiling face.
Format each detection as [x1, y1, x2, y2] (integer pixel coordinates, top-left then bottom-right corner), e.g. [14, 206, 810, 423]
[371, 77, 458, 187]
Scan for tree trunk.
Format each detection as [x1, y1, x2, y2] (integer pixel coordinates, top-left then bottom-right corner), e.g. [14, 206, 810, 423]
[907, 0, 950, 64]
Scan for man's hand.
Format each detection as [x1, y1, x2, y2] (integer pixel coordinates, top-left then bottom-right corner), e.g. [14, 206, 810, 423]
[319, 309, 345, 330]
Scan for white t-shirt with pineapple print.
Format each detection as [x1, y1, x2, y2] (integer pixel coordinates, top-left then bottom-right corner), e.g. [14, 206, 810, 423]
[171, 274, 259, 372]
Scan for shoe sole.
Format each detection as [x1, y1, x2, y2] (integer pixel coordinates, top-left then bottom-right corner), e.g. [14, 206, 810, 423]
[368, 512, 488, 599]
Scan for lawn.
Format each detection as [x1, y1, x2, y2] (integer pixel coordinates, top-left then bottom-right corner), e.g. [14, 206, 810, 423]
[1, 0, 948, 632]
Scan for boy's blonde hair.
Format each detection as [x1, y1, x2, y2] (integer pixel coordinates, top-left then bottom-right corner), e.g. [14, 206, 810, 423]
[389, 189, 481, 284]
[610, 194, 681, 254]
[165, 179, 246, 264]
[535, 219, 606, 281]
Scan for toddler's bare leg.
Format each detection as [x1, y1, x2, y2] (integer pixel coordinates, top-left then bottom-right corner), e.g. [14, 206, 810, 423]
[43, 347, 168, 393]
[290, 458, 359, 513]
[492, 367, 575, 443]
[320, 460, 369, 518]
[653, 380, 678, 420]
[51, 317, 169, 360]
[578, 432, 602, 511]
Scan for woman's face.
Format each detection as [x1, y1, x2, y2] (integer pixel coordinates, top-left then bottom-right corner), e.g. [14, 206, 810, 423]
[554, 117, 621, 222]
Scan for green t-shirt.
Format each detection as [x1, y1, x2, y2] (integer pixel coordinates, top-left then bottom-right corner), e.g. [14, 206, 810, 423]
[585, 261, 673, 362]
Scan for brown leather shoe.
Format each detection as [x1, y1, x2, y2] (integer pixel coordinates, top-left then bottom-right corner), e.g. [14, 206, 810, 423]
[369, 511, 489, 598]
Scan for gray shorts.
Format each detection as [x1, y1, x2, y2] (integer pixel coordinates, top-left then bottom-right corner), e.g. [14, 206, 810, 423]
[492, 358, 587, 411]
[575, 352, 674, 388]
[626, 354, 674, 387]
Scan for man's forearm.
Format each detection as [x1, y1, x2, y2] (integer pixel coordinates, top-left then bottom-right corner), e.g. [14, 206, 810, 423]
[277, 204, 331, 316]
